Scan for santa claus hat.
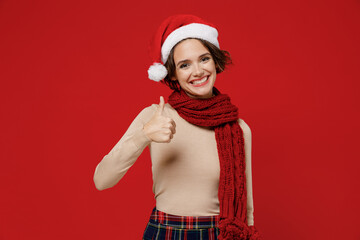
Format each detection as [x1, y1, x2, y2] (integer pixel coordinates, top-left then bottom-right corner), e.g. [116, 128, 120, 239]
[147, 14, 220, 82]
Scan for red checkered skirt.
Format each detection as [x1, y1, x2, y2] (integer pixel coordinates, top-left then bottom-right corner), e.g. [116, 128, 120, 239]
[143, 207, 220, 240]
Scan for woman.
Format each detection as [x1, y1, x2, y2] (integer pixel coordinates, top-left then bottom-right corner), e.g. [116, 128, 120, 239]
[93, 14, 262, 240]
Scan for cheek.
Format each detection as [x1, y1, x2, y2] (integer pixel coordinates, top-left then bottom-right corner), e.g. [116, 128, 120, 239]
[206, 62, 217, 72]
[177, 70, 191, 82]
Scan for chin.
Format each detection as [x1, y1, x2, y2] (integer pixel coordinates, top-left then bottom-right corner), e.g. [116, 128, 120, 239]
[181, 77, 216, 99]
[187, 87, 214, 99]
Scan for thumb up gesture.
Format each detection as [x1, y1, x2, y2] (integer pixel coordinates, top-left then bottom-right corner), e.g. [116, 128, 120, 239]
[143, 96, 176, 143]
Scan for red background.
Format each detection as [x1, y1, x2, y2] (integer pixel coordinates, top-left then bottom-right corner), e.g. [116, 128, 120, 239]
[1, 0, 359, 239]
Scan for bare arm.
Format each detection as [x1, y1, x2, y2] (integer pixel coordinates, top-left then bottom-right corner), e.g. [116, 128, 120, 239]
[239, 119, 255, 226]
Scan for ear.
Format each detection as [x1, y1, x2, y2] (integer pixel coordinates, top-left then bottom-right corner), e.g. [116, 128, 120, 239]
[171, 76, 177, 81]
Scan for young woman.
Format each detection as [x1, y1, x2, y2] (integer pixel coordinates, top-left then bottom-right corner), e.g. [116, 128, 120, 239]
[93, 14, 262, 240]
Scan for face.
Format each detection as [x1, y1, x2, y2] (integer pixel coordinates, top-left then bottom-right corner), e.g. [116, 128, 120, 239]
[171, 39, 217, 99]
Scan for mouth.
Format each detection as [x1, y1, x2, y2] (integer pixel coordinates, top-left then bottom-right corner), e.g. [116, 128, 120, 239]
[189, 76, 209, 87]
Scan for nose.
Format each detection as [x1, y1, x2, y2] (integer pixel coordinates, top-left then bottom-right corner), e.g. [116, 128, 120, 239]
[192, 63, 204, 77]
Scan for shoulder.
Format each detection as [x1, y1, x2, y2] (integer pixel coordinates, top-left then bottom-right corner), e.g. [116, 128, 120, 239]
[130, 104, 157, 125]
[238, 119, 252, 158]
[238, 119, 252, 139]
[137, 104, 157, 116]
[135, 102, 175, 120]
[137, 101, 176, 116]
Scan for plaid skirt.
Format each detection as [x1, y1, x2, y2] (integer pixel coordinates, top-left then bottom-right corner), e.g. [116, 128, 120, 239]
[143, 207, 220, 240]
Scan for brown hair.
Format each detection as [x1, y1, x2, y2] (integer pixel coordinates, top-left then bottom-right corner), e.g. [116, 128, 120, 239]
[161, 38, 232, 91]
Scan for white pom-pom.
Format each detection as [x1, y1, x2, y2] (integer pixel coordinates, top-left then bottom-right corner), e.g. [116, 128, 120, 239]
[148, 62, 168, 82]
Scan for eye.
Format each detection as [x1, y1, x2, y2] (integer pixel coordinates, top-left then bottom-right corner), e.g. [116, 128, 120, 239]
[201, 56, 210, 62]
[179, 63, 189, 69]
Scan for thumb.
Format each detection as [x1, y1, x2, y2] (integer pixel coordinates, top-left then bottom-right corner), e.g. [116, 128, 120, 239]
[156, 96, 165, 116]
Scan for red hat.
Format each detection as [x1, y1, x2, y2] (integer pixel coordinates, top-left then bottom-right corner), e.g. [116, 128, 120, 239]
[147, 14, 220, 82]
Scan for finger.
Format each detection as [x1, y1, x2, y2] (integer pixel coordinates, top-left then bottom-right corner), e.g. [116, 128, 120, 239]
[169, 119, 176, 132]
[163, 134, 171, 143]
[168, 121, 176, 134]
[156, 96, 165, 116]
[169, 125, 176, 134]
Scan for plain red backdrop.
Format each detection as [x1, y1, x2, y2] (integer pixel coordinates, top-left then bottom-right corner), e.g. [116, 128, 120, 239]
[1, 0, 359, 239]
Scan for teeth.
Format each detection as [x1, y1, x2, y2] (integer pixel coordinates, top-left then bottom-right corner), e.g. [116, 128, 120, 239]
[191, 76, 208, 85]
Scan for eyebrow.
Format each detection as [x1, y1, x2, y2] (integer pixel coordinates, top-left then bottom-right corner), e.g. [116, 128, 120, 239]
[176, 53, 211, 67]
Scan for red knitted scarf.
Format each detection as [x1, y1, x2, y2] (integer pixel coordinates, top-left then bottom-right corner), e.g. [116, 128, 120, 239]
[168, 87, 262, 240]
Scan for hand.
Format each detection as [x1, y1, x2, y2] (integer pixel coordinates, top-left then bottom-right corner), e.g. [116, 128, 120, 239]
[143, 96, 176, 143]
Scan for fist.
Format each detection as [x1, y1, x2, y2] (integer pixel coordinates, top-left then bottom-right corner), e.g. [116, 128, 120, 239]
[143, 96, 176, 143]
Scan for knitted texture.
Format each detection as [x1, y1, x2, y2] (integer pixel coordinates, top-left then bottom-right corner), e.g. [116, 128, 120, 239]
[168, 87, 262, 240]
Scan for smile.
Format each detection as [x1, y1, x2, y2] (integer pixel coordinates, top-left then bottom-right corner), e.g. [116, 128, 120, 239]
[190, 76, 209, 86]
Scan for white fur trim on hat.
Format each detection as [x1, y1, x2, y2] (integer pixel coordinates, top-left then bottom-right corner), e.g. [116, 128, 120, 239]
[161, 23, 219, 63]
[148, 62, 168, 82]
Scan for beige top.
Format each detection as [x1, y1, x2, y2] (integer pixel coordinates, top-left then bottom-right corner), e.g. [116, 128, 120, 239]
[93, 103, 255, 225]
